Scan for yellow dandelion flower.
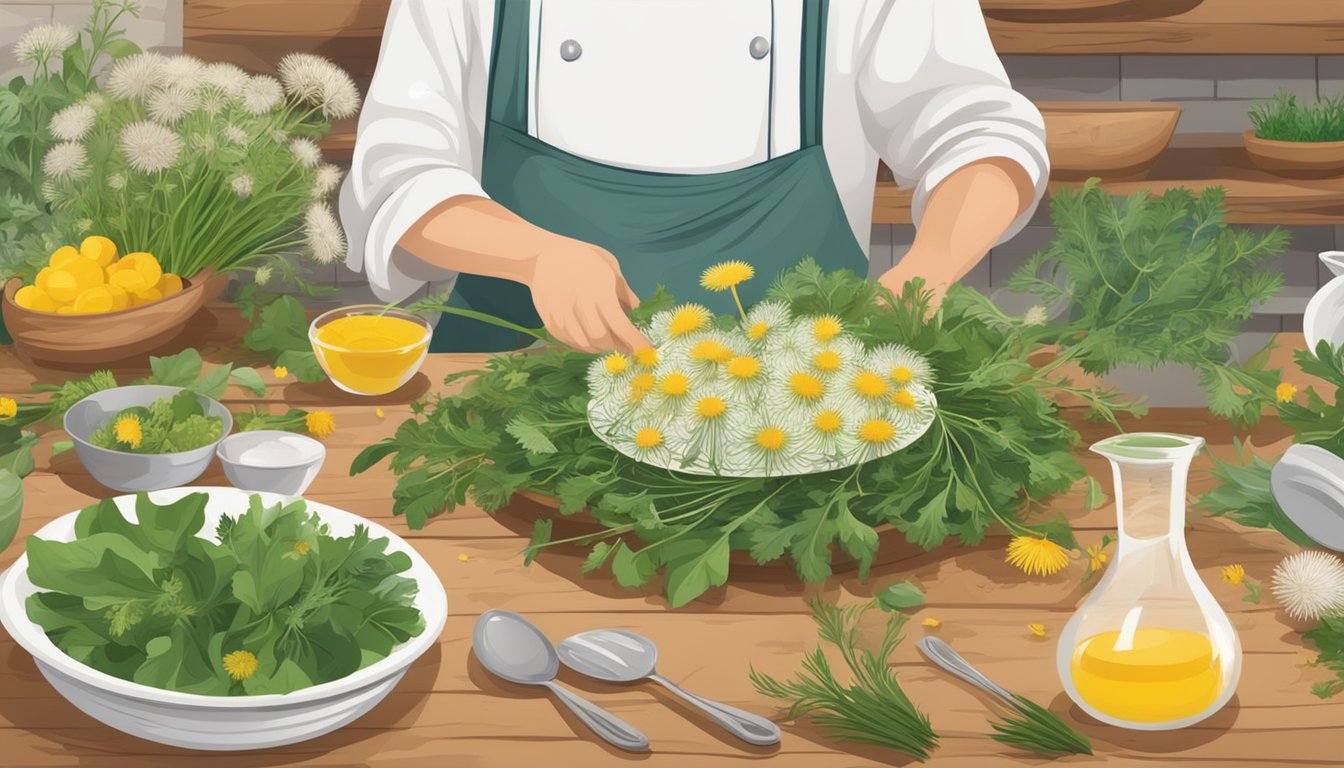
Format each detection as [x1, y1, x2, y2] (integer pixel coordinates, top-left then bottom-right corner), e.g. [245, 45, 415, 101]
[1221, 563, 1245, 586]
[814, 350, 842, 372]
[890, 366, 913, 386]
[634, 427, 663, 450]
[292, 540, 309, 556]
[858, 418, 896, 444]
[1005, 535, 1070, 577]
[921, 618, 941, 629]
[458, 553, 469, 562]
[274, 365, 289, 379]
[813, 315, 843, 343]
[891, 389, 917, 410]
[1028, 623, 1047, 638]
[726, 355, 761, 380]
[375, 407, 385, 419]
[305, 410, 335, 439]
[815, 410, 842, 434]
[115, 416, 143, 448]
[1086, 542, 1109, 572]
[1277, 382, 1298, 403]
[668, 304, 711, 337]
[660, 372, 691, 397]
[755, 426, 787, 452]
[747, 321, 770, 340]
[690, 339, 734, 363]
[696, 396, 726, 420]
[852, 371, 889, 399]
[222, 650, 259, 681]
[789, 372, 825, 401]
[634, 347, 660, 367]
[629, 371, 656, 402]
[603, 352, 630, 375]
[0, 397, 16, 419]
[700, 260, 754, 291]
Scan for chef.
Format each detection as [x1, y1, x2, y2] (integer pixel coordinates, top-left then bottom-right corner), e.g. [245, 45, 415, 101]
[340, 0, 1048, 353]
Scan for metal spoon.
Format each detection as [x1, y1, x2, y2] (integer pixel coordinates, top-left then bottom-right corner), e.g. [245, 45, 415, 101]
[472, 610, 650, 752]
[916, 636, 1018, 705]
[557, 628, 781, 746]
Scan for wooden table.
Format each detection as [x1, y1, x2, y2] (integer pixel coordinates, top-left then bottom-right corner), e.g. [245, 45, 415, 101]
[0, 309, 1339, 767]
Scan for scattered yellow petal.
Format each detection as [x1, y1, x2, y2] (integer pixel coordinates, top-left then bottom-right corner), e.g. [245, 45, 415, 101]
[1221, 563, 1246, 586]
[921, 618, 941, 629]
[115, 415, 143, 448]
[222, 650, 258, 681]
[1005, 536, 1070, 577]
[700, 260, 755, 291]
[1086, 542, 1109, 572]
[1028, 623, 1047, 637]
[305, 410, 336, 439]
[458, 553, 469, 562]
[1277, 382, 1298, 403]
[375, 407, 385, 419]
[0, 397, 15, 419]
[274, 365, 289, 379]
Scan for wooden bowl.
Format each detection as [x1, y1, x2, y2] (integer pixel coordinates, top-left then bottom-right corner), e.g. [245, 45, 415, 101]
[2, 268, 227, 367]
[1039, 102, 1181, 180]
[1243, 130, 1344, 178]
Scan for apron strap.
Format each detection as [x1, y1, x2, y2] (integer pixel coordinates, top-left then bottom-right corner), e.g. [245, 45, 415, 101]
[488, 0, 531, 132]
[800, 0, 828, 150]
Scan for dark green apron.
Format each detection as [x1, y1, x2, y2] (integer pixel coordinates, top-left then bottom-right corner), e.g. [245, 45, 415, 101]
[430, 0, 867, 352]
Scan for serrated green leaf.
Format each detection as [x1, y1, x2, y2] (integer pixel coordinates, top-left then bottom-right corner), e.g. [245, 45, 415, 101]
[505, 418, 557, 455]
[611, 541, 654, 588]
[523, 519, 552, 566]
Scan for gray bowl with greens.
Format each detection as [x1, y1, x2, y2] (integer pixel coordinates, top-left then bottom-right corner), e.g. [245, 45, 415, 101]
[63, 385, 232, 492]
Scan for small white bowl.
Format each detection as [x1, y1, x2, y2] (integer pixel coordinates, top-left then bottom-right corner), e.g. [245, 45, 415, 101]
[217, 431, 326, 496]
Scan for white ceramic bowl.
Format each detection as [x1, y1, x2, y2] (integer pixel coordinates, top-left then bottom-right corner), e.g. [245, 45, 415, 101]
[217, 431, 326, 496]
[0, 487, 447, 751]
[1306, 252, 1344, 356]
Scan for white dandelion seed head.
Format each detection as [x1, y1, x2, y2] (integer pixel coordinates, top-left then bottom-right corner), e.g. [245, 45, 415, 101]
[49, 103, 96, 141]
[253, 264, 273, 286]
[106, 52, 168, 101]
[289, 137, 321, 168]
[199, 88, 228, 117]
[1023, 305, 1050, 327]
[241, 75, 283, 115]
[146, 83, 200, 125]
[106, 172, 126, 191]
[14, 23, 75, 66]
[222, 124, 248, 146]
[42, 141, 88, 181]
[120, 120, 181, 173]
[201, 62, 249, 96]
[230, 174, 254, 199]
[277, 52, 361, 119]
[304, 203, 346, 264]
[159, 55, 205, 91]
[312, 163, 343, 197]
[189, 132, 217, 155]
[1272, 550, 1344, 621]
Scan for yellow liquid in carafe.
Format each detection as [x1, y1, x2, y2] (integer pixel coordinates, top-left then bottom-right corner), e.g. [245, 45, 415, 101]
[314, 315, 428, 394]
[1070, 628, 1222, 723]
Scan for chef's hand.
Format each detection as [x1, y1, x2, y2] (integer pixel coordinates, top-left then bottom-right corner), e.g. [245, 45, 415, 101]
[877, 246, 959, 312]
[528, 237, 650, 354]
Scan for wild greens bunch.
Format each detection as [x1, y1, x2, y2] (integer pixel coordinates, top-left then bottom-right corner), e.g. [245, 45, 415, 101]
[88, 389, 223, 454]
[1250, 90, 1344, 143]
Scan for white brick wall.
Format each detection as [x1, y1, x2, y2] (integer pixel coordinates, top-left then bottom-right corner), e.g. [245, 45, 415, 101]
[0, 0, 180, 83]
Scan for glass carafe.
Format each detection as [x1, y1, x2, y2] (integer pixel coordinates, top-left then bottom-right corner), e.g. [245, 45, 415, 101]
[1057, 433, 1241, 730]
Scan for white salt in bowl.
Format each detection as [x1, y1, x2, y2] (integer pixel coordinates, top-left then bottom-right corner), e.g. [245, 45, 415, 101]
[216, 430, 326, 496]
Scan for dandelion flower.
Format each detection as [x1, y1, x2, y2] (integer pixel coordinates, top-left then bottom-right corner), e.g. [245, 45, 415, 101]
[1006, 535, 1070, 577]
[231, 174, 254, 199]
[0, 398, 16, 419]
[869, 344, 933, 388]
[628, 371, 656, 403]
[222, 124, 248, 146]
[1221, 563, 1246, 586]
[604, 352, 629, 375]
[689, 337, 735, 364]
[1086, 542, 1109, 572]
[700, 261, 754, 291]
[42, 142, 88, 181]
[814, 409, 843, 435]
[304, 203, 346, 264]
[755, 426, 787, 452]
[1028, 623, 1047, 638]
[813, 349, 842, 373]
[788, 372, 825, 403]
[121, 121, 181, 173]
[695, 395, 727, 420]
[726, 355, 761, 381]
[305, 410, 336, 438]
[1271, 550, 1344, 621]
[241, 74, 284, 114]
[634, 347, 659, 368]
[857, 418, 897, 445]
[290, 137, 321, 168]
[14, 23, 75, 66]
[743, 301, 791, 344]
[202, 61, 249, 96]
[618, 424, 671, 464]
[667, 304, 711, 338]
[254, 265, 274, 287]
[147, 83, 200, 124]
[850, 371, 889, 401]
[273, 365, 288, 379]
[734, 417, 801, 475]
[313, 163, 343, 197]
[812, 315, 843, 343]
[106, 52, 167, 101]
[115, 416, 143, 448]
[1277, 382, 1298, 403]
[277, 52, 361, 119]
[634, 427, 664, 450]
[1022, 305, 1049, 327]
[921, 618, 941, 629]
[891, 389, 917, 411]
[222, 650, 258, 681]
[658, 371, 692, 400]
[49, 103, 95, 141]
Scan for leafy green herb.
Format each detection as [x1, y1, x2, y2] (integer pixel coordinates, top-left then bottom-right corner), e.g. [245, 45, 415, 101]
[1250, 90, 1344, 143]
[1198, 439, 1315, 546]
[0, 469, 22, 552]
[88, 389, 223, 454]
[241, 295, 326, 382]
[877, 581, 926, 612]
[228, 367, 267, 397]
[24, 492, 424, 696]
[1304, 616, 1344, 699]
[989, 694, 1092, 756]
[750, 598, 938, 760]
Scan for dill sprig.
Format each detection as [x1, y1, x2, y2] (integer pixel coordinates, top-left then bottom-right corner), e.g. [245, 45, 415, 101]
[990, 694, 1092, 756]
[749, 597, 938, 761]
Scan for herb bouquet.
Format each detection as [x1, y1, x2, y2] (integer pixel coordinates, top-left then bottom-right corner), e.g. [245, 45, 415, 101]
[355, 182, 1289, 607]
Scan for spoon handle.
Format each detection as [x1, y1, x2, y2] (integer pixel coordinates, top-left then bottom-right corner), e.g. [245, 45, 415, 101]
[916, 636, 1018, 705]
[543, 680, 650, 752]
[648, 673, 781, 746]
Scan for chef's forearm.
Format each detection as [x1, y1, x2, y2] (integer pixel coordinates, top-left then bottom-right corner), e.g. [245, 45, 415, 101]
[906, 158, 1038, 284]
[396, 195, 553, 285]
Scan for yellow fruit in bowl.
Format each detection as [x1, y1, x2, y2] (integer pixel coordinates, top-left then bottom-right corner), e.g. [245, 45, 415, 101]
[55, 305, 75, 315]
[132, 286, 163, 306]
[72, 286, 115, 314]
[121, 252, 162, 286]
[109, 268, 148, 294]
[106, 284, 130, 310]
[42, 270, 81, 304]
[14, 286, 58, 313]
[80, 236, 117, 267]
[64, 257, 105, 291]
[157, 273, 183, 296]
[48, 246, 80, 269]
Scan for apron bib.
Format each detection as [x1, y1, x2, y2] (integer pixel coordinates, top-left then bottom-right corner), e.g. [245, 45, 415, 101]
[430, 0, 867, 352]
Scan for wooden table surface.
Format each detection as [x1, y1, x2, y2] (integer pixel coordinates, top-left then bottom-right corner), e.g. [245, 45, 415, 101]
[0, 309, 1340, 768]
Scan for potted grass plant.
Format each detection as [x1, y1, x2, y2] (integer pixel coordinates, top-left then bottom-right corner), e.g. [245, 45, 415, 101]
[1244, 90, 1344, 177]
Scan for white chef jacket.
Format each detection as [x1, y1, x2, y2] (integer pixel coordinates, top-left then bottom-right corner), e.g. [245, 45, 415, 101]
[339, 0, 1049, 304]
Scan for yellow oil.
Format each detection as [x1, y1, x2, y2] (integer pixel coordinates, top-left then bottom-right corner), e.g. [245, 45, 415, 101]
[1070, 628, 1222, 723]
[314, 314, 428, 394]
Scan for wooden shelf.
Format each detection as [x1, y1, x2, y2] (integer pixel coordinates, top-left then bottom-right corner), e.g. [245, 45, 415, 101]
[874, 134, 1344, 227]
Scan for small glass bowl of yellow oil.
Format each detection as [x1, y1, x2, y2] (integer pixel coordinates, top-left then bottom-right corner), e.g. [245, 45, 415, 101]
[309, 305, 432, 396]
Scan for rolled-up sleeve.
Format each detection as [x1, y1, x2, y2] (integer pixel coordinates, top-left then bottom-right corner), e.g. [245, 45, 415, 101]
[857, 0, 1049, 245]
[338, 0, 488, 303]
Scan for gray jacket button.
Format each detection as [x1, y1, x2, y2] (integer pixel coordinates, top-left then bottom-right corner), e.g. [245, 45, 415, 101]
[750, 36, 770, 59]
[560, 39, 582, 61]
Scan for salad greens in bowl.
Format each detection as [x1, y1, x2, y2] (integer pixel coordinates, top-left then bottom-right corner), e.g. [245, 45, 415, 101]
[0, 487, 448, 750]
